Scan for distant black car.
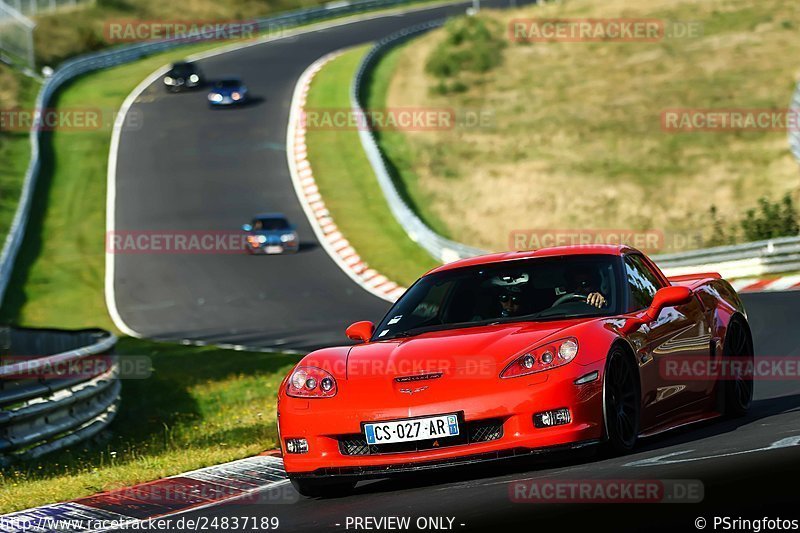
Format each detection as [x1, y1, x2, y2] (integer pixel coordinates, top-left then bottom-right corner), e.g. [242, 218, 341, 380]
[163, 61, 204, 92]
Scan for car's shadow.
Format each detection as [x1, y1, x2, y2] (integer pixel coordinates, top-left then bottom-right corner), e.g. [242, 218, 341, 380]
[317, 393, 800, 499]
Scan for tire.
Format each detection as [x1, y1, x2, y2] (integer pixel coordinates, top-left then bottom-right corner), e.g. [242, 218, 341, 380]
[722, 316, 754, 417]
[290, 477, 356, 498]
[603, 346, 641, 454]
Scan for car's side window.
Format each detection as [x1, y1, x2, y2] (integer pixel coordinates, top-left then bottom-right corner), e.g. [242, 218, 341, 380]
[624, 254, 663, 311]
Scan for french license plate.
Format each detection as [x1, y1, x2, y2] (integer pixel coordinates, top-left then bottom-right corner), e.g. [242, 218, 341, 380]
[364, 414, 459, 445]
[265, 245, 283, 254]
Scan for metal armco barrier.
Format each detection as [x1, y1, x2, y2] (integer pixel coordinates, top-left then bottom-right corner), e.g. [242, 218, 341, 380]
[351, 20, 487, 264]
[653, 235, 800, 279]
[0, 0, 438, 308]
[0, 327, 118, 465]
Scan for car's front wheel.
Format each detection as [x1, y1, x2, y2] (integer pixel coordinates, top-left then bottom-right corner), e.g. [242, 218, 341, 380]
[603, 346, 641, 454]
[290, 477, 356, 498]
[722, 316, 754, 417]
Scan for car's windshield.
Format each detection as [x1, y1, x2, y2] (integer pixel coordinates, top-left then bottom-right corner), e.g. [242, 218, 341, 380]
[373, 255, 622, 341]
[171, 63, 193, 75]
[253, 217, 290, 231]
[215, 79, 240, 89]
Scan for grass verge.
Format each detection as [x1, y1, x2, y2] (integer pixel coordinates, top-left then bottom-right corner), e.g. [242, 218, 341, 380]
[304, 46, 439, 286]
[0, 66, 40, 252]
[0, 337, 299, 513]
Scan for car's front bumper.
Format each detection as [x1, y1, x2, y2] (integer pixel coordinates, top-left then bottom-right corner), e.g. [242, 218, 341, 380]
[289, 439, 600, 480]
[278, 360, 606, 477]
[209, 95, 246, 105]
[247, 242, 299, 254]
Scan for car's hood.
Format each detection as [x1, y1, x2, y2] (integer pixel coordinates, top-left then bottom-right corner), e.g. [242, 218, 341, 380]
[249, 230, 292, 237]
[346, 320, 579, 381]
[211, 87, 243, 96]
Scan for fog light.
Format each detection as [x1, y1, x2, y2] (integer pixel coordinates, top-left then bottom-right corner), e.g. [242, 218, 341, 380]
[522, 354, 535, 369]
[534, 408, 571, 428]
[285, 438, 308, 454]
[541, 351, 554, 364]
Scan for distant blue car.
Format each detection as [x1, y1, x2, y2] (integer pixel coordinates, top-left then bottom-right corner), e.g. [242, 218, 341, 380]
[208, 78, 248, 107]
[242, 213, 299, 255]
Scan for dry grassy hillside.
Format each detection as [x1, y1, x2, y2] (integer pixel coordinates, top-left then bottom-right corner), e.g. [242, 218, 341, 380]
[380, 0, 800, 252]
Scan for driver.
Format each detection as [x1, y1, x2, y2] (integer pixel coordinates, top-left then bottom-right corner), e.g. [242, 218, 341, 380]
[498, 288, 523, 317]
[567, 266, 607, 309]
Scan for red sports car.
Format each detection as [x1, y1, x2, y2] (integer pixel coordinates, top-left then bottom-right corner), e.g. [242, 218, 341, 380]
[277, 245, 754, 497]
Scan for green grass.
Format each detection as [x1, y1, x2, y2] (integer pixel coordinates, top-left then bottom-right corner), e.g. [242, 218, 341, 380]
[305, 46, 439, 286]
[0, 337, 299, 513]
[0, 67, 40, 254]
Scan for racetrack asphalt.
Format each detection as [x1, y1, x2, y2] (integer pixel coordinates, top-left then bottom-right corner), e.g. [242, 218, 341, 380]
[112, 0, 533, 353]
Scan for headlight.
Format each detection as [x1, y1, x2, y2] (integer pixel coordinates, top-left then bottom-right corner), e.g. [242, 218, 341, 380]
[500, 337, 579, 378]
[231, 92, 241, 101]
[280, 233, 296, 243]
[287, 366, 337, 398]
[208, 93, 223, 102]
[164, 76, 174, 84]
[189, 74, 199, 82]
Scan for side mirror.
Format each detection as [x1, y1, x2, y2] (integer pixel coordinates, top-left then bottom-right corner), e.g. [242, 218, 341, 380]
[346, 321, 374, 343]
[621, 286, 692, 334]
[242, 224, 252, 232]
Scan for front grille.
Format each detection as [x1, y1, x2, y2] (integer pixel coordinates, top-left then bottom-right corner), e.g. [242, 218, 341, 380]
[338, 418, 504, 456]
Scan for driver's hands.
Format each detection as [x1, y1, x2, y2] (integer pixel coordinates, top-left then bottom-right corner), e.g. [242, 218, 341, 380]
[586, 292, 607, 308]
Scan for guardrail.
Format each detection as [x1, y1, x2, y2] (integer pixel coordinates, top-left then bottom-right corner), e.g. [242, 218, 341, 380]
[352, 21, 800, 278]
[0, 327, 117, 465]
[351, 20, 486, 264]
[653, 236, 800, 279]
[0, 0, 440, 308]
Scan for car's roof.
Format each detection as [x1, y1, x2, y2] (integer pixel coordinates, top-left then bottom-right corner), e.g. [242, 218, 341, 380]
[426, 245, 639, 275]
[253, 212, 288, 220]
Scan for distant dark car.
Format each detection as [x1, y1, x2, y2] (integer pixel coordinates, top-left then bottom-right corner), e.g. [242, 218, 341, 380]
[208, 78, 248, 107]
[163, 61, 204, 92]
[242, 214, 299, 254]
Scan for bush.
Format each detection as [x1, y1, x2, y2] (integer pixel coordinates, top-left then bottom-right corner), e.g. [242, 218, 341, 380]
[706, 194, 799, 247]
[741, 194, 800, 241]
[425, 15, 506, 93]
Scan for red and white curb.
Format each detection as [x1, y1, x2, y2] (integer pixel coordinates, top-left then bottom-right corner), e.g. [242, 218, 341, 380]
[286, 52, 406, 303]
[0, 454, 289, 532]
[730, 275, 800, 293]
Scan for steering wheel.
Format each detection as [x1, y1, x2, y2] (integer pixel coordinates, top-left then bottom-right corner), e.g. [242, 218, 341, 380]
[551, 293, 587, 307]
